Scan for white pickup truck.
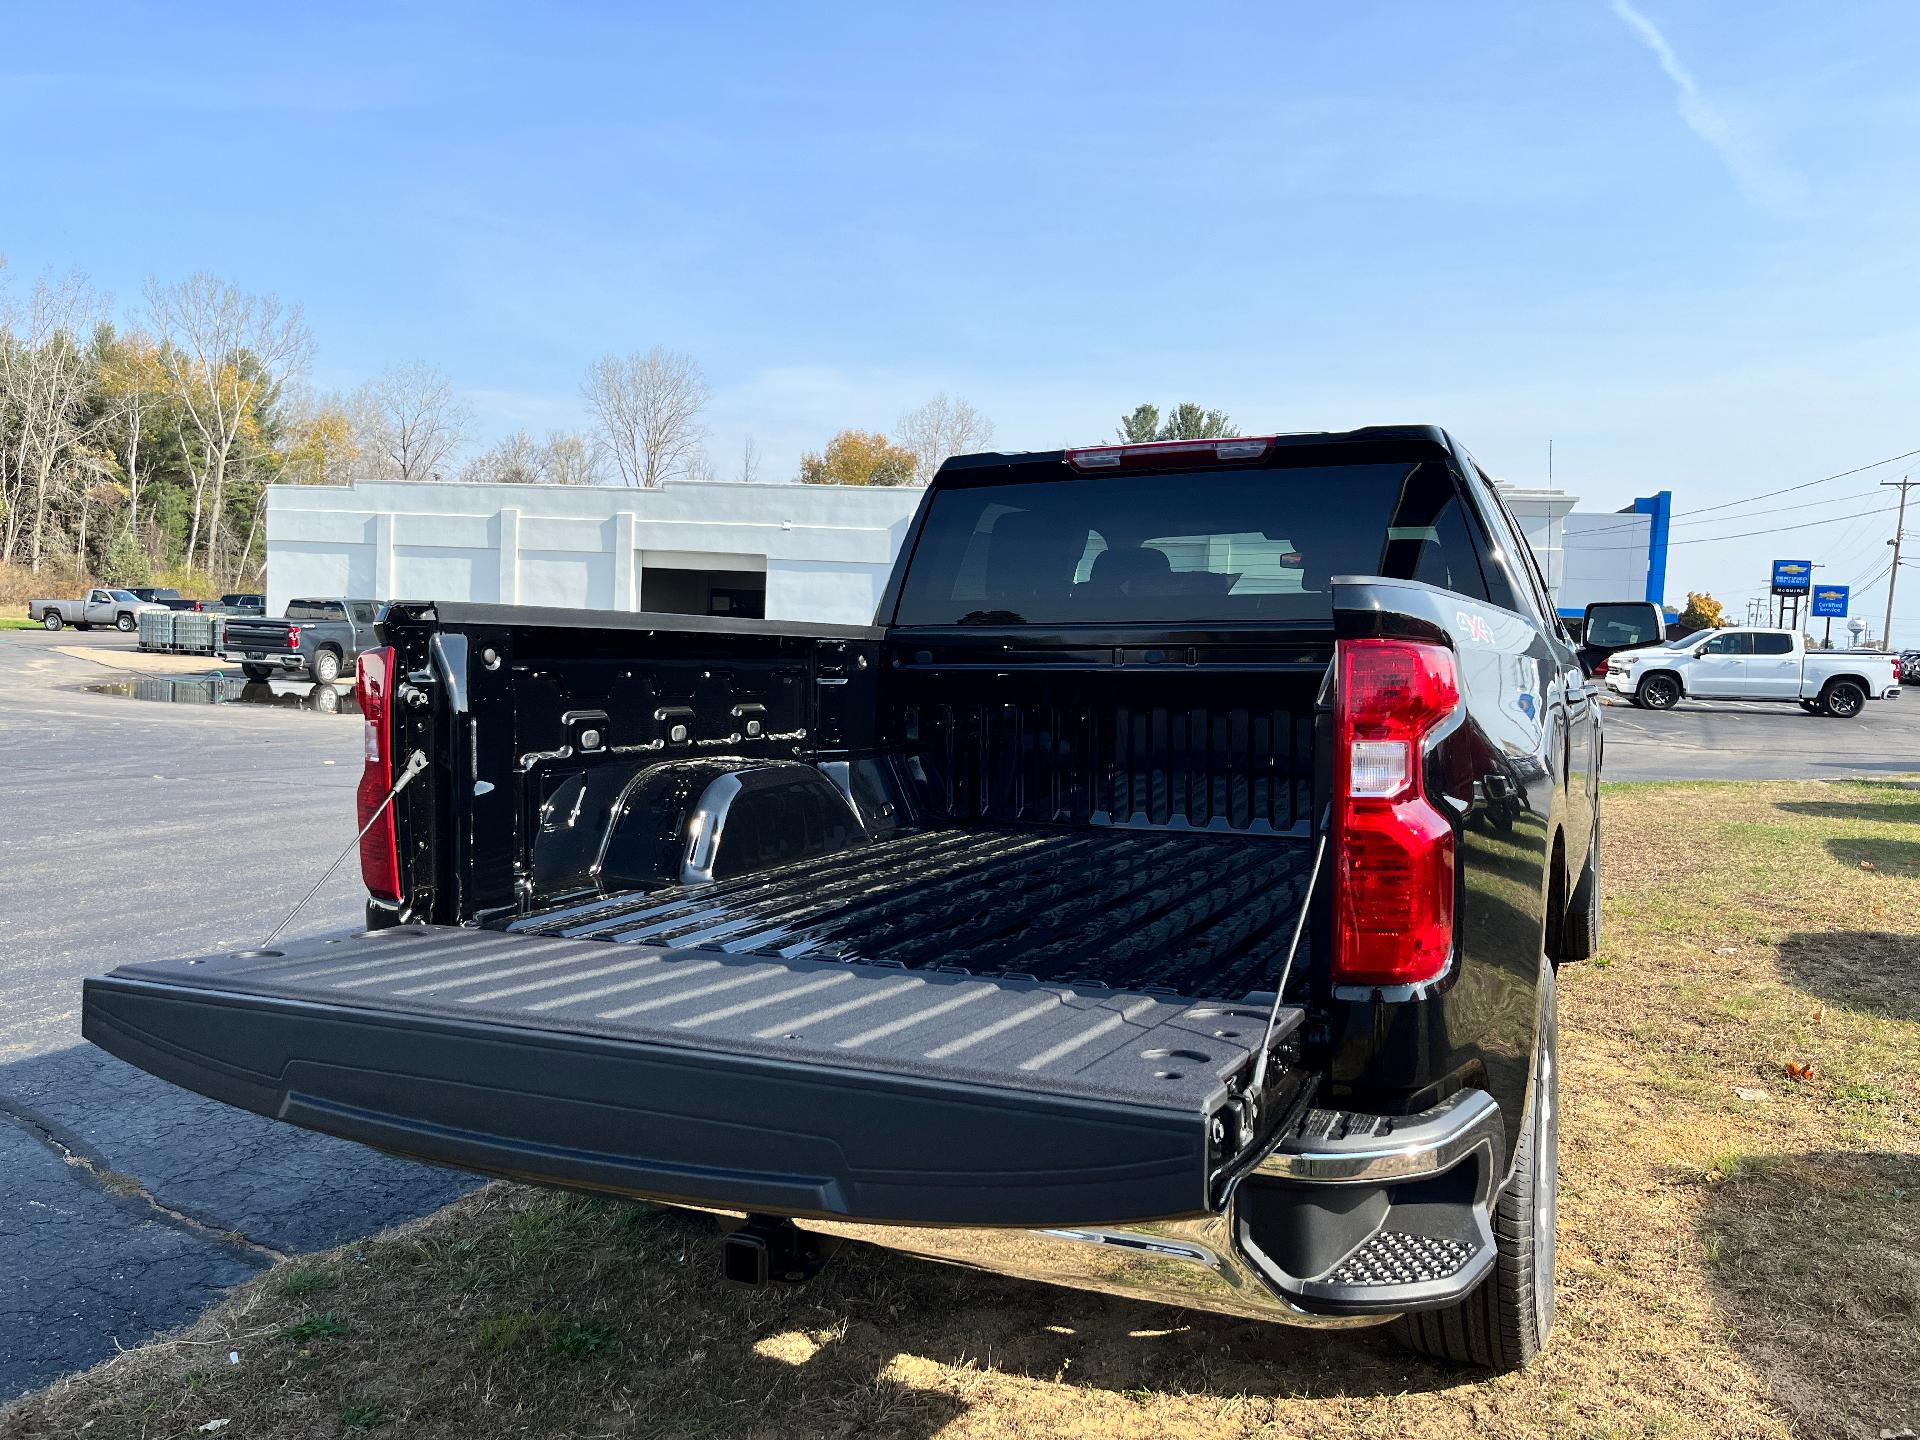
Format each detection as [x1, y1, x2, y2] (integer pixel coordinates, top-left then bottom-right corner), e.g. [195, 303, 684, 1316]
[1605, 627, 1900, 717]
[26, 588, 166, 633]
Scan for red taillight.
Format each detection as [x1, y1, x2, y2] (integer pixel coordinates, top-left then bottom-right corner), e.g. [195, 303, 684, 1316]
[287, 624, 302, 645]
[355, 646, 400, 902]
[1332, 638, 1460, 987]
[1592, 658, 1610, 677]
[1065, 436, 1276, 471]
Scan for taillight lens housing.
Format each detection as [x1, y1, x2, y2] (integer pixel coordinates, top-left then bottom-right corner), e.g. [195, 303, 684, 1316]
[287, 624, 302, 646]
[1592, 658, 1610, 677]
[355, 646, 400, 902]
[1332, 638, 1460, 986]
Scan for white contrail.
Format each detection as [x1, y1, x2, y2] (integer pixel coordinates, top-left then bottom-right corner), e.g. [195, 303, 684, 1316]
[1608, 0, 1807, 217]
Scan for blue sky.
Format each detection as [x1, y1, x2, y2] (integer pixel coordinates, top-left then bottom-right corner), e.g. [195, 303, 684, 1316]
[5, 2, 1919, 624]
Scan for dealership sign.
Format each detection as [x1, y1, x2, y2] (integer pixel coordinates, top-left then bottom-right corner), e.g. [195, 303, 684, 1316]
[1811, 585, 1850, 618]
[1771, 559, 1813, 594]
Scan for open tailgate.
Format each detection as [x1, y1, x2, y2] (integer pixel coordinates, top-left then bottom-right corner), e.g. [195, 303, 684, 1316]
[84, 925, 1301, 1227]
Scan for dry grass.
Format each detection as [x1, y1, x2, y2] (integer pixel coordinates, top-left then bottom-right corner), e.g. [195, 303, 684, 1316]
[3, 779, 1916, 1440]
[0, 559, 89, 609]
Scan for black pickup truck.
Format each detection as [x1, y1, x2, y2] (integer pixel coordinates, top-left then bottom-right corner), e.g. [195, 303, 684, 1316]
[85, 426, 1600, 1372]
[220, 597, 381, 683]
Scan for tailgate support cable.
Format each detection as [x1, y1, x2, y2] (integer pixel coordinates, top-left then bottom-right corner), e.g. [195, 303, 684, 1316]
[260, 750, 429, 948]
[1246, 821, 1328, 1107]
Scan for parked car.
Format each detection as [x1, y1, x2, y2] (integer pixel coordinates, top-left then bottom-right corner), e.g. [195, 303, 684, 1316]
[216, 592, 266, 617]
[219, 597, 381, 683]
[1574, 599, 1665, 679]
[86, 425, 1599, 1372]
[1606, 627, 1899, 716]
[1899, 649, 1920, 684]
[27, 588, 165, 632]
[126, 587, 205, 612]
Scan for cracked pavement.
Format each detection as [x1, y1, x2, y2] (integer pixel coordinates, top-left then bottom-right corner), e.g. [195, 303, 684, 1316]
[0, 631, 477, 1402]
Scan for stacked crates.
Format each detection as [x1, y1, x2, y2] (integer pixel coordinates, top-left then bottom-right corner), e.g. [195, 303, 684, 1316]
[137, 610, 177, 652]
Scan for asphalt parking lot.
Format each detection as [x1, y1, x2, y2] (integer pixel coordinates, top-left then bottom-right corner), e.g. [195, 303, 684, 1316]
[1598, 688, 1920, 780]
[0, 627, 1910, 1403]
[0, 630, 477, 1401]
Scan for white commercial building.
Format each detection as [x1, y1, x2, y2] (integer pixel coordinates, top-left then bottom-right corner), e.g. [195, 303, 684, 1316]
[265, 479, 925, 626]
[1499, 484, 1672, 620]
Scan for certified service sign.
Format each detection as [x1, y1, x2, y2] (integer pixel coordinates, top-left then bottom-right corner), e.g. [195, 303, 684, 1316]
[1811, 585, 1850, 618]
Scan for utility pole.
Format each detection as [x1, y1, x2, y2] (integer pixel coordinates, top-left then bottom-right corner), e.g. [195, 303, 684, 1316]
[1883, 475, 1911, 651]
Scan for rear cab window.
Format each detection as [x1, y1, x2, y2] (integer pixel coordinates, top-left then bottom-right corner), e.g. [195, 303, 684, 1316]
[1752, 633, 1793, 655]
[893, 450, 1503, 626]
[286, 600, 346, 621]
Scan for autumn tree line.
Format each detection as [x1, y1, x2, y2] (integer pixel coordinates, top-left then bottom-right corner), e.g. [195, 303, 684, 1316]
[2, 256, 1234, 594]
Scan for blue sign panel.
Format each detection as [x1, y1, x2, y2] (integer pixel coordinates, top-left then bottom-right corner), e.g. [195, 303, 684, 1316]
[1771, 559, 1814, 594]
[1811, 585, 1850, 618]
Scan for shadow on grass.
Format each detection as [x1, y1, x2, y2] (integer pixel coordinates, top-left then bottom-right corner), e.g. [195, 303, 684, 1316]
[1775, 930, 1920, 1024]
[1821, 836, 1920, 878]
[1775, 786, 1920, 825]
[1692, 1149, 1920, 1440]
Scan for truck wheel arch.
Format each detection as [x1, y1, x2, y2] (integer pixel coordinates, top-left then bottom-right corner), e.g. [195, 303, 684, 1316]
[1635, 669, 1683, 708]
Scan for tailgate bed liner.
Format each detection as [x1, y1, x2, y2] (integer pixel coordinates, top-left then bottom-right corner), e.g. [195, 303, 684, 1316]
[85, 926, 1301, 1226]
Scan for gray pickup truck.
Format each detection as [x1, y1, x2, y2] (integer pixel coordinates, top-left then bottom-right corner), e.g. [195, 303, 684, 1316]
[27, 588, 165, 632]
[220, 597, 381, 683]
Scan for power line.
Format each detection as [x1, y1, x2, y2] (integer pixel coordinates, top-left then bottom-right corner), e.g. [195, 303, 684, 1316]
[1576, 502, 1901, 551]
[1569, 445, 1920, 539]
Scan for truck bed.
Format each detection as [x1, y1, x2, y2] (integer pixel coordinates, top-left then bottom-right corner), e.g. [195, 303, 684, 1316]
[510, 825, 1317, 1001]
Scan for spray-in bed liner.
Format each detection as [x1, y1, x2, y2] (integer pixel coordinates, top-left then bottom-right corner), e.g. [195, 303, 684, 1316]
[511, 824, 1316, 1000]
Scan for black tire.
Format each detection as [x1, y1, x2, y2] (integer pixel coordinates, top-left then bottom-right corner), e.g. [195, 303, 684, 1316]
[1393, 964, 1559, 1372]
[41, 612, 63, 632]
[1560, 816, 1601, 962]
[310, 647, 342, 684]
[1821, 680, 1865, 719]
[241, 663, 275, 682]
[115, 611, 137, 632]
[1636, 672, 1680, 710]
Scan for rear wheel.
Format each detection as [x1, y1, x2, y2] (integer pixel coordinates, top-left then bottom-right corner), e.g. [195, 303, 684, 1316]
[41, 612, 63, 632]
[115, 612, 136, 632]
[1636, 673, 1680, 710]
[1560, 816, 1601, 962]
[1821, 680, 1865, 718]
[1393, 964, 1558, 1372]
[241, 663, 274, 682]
[310, 647, 342, 684]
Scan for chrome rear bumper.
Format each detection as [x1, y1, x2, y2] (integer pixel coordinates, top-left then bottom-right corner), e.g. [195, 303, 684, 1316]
[746, 1088, 1506, 1327]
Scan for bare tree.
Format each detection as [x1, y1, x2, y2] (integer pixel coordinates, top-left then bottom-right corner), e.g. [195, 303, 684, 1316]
[581, 347, 709, 488]
[459, 430, 542, 486]
[146, 273, 313, 576]
[458, 430, 602, 486]
[353, 360, 470, 483]
[538, 430, 603, 486]
[739, 435, 760, 484]
[94, 328, 165, 534]
[0, 268, 107, 569]
[895, 393, 995, 485]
